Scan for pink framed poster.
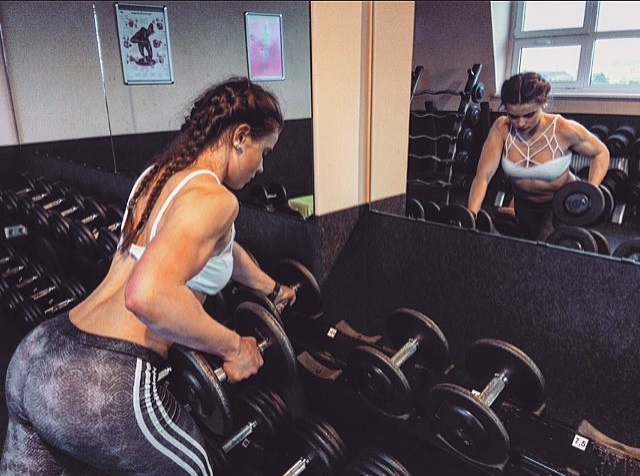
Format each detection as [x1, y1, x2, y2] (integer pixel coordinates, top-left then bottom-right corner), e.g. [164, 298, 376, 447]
[244, 12, 285, 81]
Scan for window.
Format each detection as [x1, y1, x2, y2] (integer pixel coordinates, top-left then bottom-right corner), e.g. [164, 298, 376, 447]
[510, 1, 640, 97]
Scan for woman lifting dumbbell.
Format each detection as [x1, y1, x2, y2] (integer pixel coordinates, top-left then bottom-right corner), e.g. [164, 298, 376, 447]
[467, 72, 610, 241]
[0, 77, 297, 475]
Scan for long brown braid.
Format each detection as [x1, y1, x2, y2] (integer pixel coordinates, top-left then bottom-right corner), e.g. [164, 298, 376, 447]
[119, 77, 283, 252]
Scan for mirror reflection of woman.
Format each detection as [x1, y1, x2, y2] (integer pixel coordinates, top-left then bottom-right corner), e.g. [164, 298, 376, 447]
[468, 72, 610, 241]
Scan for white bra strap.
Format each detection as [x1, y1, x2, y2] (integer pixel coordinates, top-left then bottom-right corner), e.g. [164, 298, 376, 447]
[149, 170, 221, 239]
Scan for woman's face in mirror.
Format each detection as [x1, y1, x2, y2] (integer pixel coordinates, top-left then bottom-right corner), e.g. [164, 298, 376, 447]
[505, 102, 543, 136]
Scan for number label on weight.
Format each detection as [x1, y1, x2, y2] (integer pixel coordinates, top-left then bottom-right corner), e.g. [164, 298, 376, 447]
[572, 434, 589, 451]
[327, 327, 337, 338]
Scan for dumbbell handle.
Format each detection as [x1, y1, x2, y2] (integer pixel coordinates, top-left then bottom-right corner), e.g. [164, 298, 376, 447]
[282, 457, 310, 476]
[221, 420, 258, 454]
[212, 338, 269, 383]
[391, 336, 421, 368]
[475, 370, 509, 407]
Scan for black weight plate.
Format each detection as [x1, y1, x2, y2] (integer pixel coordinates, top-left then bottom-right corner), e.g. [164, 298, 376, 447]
[225, 285, 282, 327]
[425, 382, 510, 465]
[249, 184, 269, 205]
[230, 302, 297, 388]
[405, 198, 425, 220]
[167, 345, 233, 436]
[422, 200, 441, 222]
[386, 308, 450, 374]
[546, 226, 598, 253]
[613, 237, 640, 262]
[363, 448, 412, 476]
[267, 183, 288, 209]
[438, 204, 476, 229]
[475, 209, 495, 233]
[273, 258, 323, 319]
[589, 229, 611, 256]
[465, 338, 545, 412]
[233, 385, 290, 443]
[346, 345, 413, 419]
[553, 181, 605, 227]
[291, 415, 347, 476]
[599, 185, 615, 222]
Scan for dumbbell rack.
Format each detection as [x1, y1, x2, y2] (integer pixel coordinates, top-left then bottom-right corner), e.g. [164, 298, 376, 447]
[407, 64, 484, 214]
[286, 310, 640, 476]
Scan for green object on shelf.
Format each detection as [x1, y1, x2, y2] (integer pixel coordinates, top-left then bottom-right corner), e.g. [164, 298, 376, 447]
[288, 195, 314, 219]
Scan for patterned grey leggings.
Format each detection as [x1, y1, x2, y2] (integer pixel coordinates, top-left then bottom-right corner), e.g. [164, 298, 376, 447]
[0, 313, 214, 476]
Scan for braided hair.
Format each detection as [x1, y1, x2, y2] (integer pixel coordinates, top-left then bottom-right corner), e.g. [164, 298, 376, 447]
[119, 77, 283, 251]
[500, 72, 551, 109]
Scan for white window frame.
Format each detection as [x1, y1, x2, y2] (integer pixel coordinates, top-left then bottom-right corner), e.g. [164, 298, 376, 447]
[509, 1, 640, 98]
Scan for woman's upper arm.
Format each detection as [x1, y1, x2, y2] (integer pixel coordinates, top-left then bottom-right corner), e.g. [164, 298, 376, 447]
[475, 119, 506, 180]
[126, 187, 237, 309]
[561, 118, 609, 158]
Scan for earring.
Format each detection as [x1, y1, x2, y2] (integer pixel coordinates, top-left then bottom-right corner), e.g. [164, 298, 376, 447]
[234, 141, 242, 153]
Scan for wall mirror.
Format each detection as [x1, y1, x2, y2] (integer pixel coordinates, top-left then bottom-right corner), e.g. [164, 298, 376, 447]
[370, 0, 640, 263]
[0, 1, 314, 218]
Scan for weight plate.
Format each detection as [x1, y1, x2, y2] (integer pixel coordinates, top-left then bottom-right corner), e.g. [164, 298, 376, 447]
[405, 198, 425, 220]
[166, 344, 233, 436]
[422, 200, 441, 223]
[346, 345, 413, 419]
[425, 382, 510, 465]
[599, 185, 615, 223]
[386, 308, 451, 374]
[267, 183, 288, 209]
[546, 226, 598, 253]
[588, 229, 611, 256]
[613, 237, 640, 262]
[225, 285, 283, 327]
[233, 385, 290, 443]
[438, 204, 476, 229]
[286, 415, 347, 476]
[553, 181, 605, 227]
[230, 302, 297, 389]
[475, 209, 495, 233]
[273, 258, 323, 319]
[465, 338, 545, 412]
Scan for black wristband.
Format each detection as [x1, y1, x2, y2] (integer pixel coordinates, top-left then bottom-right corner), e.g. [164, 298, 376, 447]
[267, 281, 281, 302]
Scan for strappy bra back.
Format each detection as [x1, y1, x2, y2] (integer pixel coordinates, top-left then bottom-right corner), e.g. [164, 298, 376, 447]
[119, 167, 234, 296]
[501, 115, 572, 181]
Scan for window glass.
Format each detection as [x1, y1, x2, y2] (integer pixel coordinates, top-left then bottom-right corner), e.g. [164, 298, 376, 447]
[520, 45, 581, 82]
[522, 1, 585, 31]
[597, 1, 640, 32]
[591, 38, 640, 85]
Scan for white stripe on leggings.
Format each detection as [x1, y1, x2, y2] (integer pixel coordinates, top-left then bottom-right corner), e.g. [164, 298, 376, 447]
[146, 363, 213, 476]
[133, 358, 210, 476]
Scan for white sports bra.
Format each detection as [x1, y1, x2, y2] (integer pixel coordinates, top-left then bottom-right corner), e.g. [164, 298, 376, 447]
[501, 115, 572, 182]
[119, 167, 234, 296]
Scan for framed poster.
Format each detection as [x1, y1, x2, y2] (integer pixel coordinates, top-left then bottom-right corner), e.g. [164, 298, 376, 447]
[115, 3, 174, 85]
[244, 12, 285, 81]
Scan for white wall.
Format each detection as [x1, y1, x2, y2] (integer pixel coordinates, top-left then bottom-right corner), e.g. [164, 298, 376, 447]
[0, 1, 311, 145]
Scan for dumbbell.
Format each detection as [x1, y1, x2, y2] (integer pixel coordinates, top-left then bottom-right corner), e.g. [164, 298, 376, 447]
[346, 308, 451, 420]
[67, 204, 124, 262]
[613, 237, 640, 262]
[48, 196, 109, 243]
[589, 123, 610, 143]
[552, 181, 606, 227]
[343, 447, 412, 476]
[247, 183, 289, 212]
[5, 275, 86, 329]
[475, 209, 495, 233]
[22, 187, 85, 233]
[409, 129, 474, 149]
[437, 203, 476, 229]
[605, 125, 637, 157]
[545, 226, 600, 254]
[425, 338, 545, 466]
[278, 414, 348, 476]
[15, 181, 68, 220]
[405, 198, 425, 220]
[205, 385, 291, 471]
[167, 301, 297, 436]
